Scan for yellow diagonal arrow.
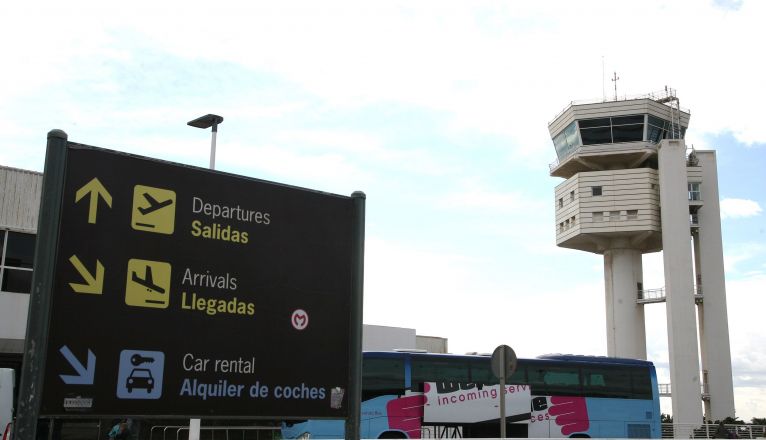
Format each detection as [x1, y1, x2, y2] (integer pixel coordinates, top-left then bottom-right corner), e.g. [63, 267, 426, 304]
[75, 178, 112, 224]
[69, 255, 104, 294]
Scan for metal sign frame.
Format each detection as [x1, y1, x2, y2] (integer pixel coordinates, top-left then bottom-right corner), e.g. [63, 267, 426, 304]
[16, 131, 365, 439]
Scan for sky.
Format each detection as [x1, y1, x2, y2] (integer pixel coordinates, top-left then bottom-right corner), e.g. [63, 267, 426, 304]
[2, 0, 765, 423]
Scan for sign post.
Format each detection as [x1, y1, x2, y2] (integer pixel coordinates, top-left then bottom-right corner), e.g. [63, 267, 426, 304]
[17, 134, 363, 435]
[491, 344, 517, 439]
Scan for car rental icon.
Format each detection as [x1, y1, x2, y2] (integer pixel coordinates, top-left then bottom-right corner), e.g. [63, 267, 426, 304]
[126, 368, 154, 393]
[116, 349, 164, 400]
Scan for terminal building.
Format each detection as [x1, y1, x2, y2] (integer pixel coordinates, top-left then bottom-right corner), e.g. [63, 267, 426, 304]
[548, 89, 735, 426]
[0, 166, 41, 373]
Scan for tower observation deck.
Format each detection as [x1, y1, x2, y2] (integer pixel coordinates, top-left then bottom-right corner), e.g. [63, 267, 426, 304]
[548, 89, 735, 431]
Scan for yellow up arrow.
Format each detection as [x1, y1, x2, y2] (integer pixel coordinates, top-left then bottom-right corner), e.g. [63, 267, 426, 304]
[69, 255, 104, 294]
[75, 178, 112, 224]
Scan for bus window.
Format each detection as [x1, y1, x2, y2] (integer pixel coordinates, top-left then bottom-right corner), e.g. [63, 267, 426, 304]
[582, 367, 630, 398]
[469, 359, 526, 385]
[468, 359, 498, 385]
[528, 364, 581, 396]
[362, 357, 405, 400]
[631, 367, 653, 400]
[411, 357, 469, 392]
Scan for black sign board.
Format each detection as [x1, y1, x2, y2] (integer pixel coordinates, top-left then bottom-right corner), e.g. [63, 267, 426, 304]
[26, 139, 362, 420]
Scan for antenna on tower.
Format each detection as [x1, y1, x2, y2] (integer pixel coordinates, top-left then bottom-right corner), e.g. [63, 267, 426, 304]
[611, 72, 620, 101]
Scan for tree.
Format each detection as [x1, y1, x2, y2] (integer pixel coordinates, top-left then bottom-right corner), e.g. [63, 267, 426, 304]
[661, 413, 673, 423]
[751, 417, 766, 425]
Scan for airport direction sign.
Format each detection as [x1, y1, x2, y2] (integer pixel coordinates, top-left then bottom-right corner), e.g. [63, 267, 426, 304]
[38, 142, 358, 418]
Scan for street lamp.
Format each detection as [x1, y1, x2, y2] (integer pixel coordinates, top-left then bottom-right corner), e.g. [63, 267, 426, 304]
[186, 115, 222, 440]
[187, 114, 224, 170]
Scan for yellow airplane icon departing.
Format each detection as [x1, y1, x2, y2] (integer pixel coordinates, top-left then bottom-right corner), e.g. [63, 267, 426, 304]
[131, 185, 176, 234]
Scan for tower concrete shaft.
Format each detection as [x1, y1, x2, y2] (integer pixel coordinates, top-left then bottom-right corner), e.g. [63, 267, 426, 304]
[604, 244, 646, 359]
[695, 151, 736, 421]
[658, 139, 704, 429]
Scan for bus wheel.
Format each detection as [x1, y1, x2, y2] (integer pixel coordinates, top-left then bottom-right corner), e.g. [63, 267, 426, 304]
[379, 432, 407, 439]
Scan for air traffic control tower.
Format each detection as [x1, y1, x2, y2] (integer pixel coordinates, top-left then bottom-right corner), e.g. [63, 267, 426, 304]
[548, 89, 735, 427]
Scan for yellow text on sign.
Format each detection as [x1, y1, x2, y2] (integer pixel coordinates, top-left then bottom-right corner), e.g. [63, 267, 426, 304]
[131, 185, 176, 234]
[125, 259, 172, 309]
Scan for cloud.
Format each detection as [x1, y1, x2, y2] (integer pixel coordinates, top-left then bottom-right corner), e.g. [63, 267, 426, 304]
[435, 179, 546, 213]
[721, 198, 762, 219]
[724, 243, 766, 275]
[272, 129, 457, 177]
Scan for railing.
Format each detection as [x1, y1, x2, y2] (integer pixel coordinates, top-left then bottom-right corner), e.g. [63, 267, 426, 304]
[637, 285, 704, 304]
[662, 423, 766, 439]
[421, 425, 463, 438]
[150, 425, 279, 440]
[549, 88, 691, 125]
[549, 157, 560, 172]
[548, 138, 664, 171]
[658, 382, 714, 399]
[638, 287, 667, 303]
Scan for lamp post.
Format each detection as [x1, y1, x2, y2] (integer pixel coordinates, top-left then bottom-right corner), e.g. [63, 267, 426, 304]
[187, 114, 224, 170]
[186, 114, 223, 440]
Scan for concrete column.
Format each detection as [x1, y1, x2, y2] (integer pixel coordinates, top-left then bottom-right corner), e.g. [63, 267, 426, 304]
[692, 231, 713, 421]
[604, 241, 646, 359]
[658, 139, 703, 432]
[696, 151, 736, 421]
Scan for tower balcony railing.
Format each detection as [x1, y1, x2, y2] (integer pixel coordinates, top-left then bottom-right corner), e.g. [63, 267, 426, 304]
[549, 88, 691, 125]
[549, 157, 560, 171]
[657, 383, 711, 398]
[637, 285, 703, 304]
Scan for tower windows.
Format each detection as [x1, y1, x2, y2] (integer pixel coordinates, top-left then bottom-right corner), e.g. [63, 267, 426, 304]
[579, 114, 645, 145]
[553, 121, 581, 160]
[0, 230, 35, 294]
[592, 186, 603, 196]
[593, 212, 603, 222]
[648, 115, 686, 142]
[688, 183, 701, 201]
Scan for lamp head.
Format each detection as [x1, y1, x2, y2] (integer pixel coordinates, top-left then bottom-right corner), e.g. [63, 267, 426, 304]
[187, 114, 224, 130]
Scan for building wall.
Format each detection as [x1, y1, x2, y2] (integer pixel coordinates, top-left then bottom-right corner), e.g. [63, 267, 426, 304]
[0, 166, 42, 233]
[416, 335, 448, 354]
[0, 167, 42, 355]
[362, 325, 417, 351]
[555, 168, 661, 253]
[362, 325, 448, 353]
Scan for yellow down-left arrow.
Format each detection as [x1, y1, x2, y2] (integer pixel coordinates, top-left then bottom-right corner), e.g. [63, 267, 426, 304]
[69, 255, 104, 294]
[75, 177, 112, 224]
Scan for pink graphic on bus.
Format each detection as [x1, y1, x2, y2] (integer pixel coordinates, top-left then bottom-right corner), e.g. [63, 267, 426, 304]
[549, 396, 590, 435]
[385, 389, 427, 439]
